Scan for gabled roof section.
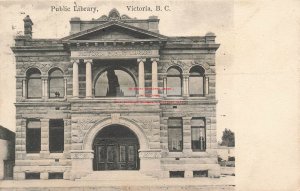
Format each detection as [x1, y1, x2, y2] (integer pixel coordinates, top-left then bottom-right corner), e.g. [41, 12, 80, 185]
[61, 20, 167, 41]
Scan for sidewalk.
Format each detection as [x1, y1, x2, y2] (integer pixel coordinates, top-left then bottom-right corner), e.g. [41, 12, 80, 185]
[0, 176, 235, 191]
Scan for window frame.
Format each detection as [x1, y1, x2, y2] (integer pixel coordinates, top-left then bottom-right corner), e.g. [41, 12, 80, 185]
[168, 118, 183, 152]
[26, 68, 42, 99]
[166, 67, 183, 97]
[48, 68, 64, 99]
[26, 119, 41, 153]
[189, 66, 205, 97]
[49, 119, 64, 153]
[191, 118, 206, 152]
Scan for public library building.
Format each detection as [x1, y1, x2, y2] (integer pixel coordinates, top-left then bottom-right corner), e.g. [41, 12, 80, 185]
[11, 9, 220, 180]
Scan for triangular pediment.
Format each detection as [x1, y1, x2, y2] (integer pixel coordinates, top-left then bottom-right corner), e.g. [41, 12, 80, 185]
[61, 21, 167, 41]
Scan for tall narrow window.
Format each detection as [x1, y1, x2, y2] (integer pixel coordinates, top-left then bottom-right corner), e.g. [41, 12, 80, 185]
[168, 118, 183, 152]
[189, 66, 205, 96]
[49, 68, 64, 98]
[26, 119, 41, 153]
[49, 119, 64, 153]
[26, 68, 42, 99]
[167, 67, 182, 96]
[191, 118, 206, 151]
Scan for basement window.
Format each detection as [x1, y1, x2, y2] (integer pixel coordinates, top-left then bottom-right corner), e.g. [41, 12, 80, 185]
[48, 172, 63, 179]
[25, 172, 40, 179]
[193, 170, 208, 177]
[169, 171, 184, 178]
[49, 119, 64, 153]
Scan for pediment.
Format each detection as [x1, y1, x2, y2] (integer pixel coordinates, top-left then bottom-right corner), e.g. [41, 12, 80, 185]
[61, 21, 167, 41]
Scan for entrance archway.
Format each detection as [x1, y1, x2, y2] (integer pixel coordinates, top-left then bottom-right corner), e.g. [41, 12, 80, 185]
[92, 124, 140, 171]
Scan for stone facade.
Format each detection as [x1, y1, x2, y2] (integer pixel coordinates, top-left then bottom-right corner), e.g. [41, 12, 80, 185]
[11, 9, 220, 180]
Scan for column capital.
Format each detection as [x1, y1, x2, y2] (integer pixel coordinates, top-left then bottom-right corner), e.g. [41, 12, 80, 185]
[84, 59, 93, 64]
[151, 58, 159, 62]
[137, 58, 146, 63]
[182, 73, 189, 78]
[41, 75, 48, 80]
[71, 59, 80, 64]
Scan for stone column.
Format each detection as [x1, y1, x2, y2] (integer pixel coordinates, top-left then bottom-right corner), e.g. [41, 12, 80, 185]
[64, 77, 67, 99]
[138, 58, 146, 97]
[183, 117, 192, 153]
[22, 78, 27, 98]
[72, 59, 79, 98]
[162, 73, 167, 97]
[182, 73, 189, 97]
[151, 58, 159, 97]
[41, 76, 48, 99]
[205, 77, 209, 95]
[85, 59, 93, 98]
[40, 119, 50, 154]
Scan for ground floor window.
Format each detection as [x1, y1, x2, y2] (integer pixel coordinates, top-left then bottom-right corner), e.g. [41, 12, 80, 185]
[49, 119, 64, 153]
[26, 119, 41, 153]
[168, 118, 183, 152]
[191, 118, 206, 151]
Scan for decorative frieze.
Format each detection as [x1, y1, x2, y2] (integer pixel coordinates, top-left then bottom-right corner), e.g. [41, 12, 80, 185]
[139, 150, 161, 159]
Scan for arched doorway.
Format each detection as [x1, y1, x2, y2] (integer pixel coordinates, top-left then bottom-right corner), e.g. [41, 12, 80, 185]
[92, 124, 140, 171]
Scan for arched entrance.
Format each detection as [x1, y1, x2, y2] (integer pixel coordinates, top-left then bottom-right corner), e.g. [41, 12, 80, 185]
[92, 124, 140, 171]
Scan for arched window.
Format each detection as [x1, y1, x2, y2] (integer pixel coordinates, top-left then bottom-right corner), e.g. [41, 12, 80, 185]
[94, 68, 136, 97]
[26, 68, 42, 99]
[48, 68, 64, 98]
[189, 66, 205, 96]
[167, 67, 182, 96]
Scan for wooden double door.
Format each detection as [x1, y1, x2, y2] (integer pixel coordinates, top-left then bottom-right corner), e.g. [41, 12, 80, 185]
[93, 138, 139, 170]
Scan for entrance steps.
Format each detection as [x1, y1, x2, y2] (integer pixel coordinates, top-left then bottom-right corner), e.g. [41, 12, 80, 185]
[77, 171, 158, 181]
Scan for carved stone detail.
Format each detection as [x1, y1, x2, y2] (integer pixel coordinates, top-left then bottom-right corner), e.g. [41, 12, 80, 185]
[139, 150, 161, 159]
[19, 62, 70, 75]
[162, 57, 213, 74]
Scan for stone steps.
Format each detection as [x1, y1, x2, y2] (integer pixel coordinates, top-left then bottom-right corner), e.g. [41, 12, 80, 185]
[77, 170, 158, 181]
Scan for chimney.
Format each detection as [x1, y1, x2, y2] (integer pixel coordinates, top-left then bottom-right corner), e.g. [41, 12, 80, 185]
[23, 15, 33, 38]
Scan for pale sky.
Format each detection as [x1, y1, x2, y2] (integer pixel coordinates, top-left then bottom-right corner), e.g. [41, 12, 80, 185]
[0, 0, 234, 142]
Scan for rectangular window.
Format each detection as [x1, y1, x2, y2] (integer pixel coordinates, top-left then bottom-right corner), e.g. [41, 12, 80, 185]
[25, 172, 40, 179]
[26, 119, 41, 153]
[191, 118, 206, 151]
[167, 77, 182, 96]
[189, 76, 204, 96]
[193, 170, 208, 177]
[169, 171, 184, 178]
[48, 172, 64, 179]
[168, 118, 183, 152]
[119, 145, 126, 162]
[49, 119, 64, 153]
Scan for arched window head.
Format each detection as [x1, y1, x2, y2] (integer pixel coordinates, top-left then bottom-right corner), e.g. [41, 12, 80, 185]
[167, 66, 182, 96]
[49, 68, 64, 98]
[189, 66, 205, 96]
[95, 67, 136, 97]
[26, 68, 42, 99]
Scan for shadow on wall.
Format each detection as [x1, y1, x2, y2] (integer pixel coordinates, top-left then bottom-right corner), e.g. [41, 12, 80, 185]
[0, 125, 15, 180]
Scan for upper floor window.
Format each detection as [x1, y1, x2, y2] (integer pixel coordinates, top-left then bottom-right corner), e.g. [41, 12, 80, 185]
[26, 68, 42, 99]
[94, 67, 136, 97]
[26, 119, 41, 153]
[168, 118, 183, 152]
[189, 66, 205, 97]
[191, 118, 206, 151]
[167, 67, 182, 96]
[49, 68, 64, 98]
